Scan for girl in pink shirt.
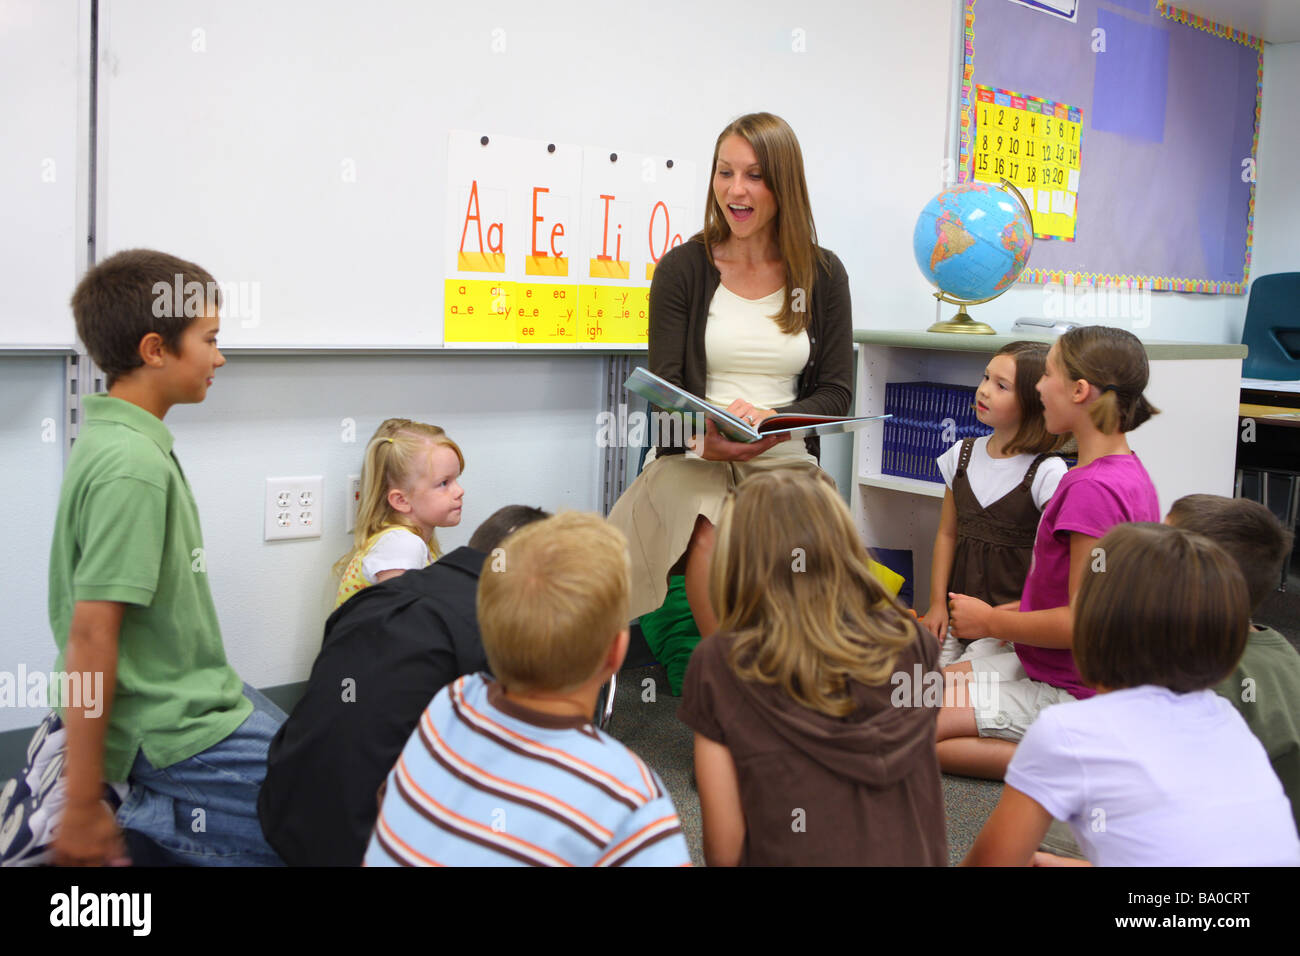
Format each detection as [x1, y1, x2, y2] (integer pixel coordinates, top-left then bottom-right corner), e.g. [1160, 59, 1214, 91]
[936, 326, 1161, 780]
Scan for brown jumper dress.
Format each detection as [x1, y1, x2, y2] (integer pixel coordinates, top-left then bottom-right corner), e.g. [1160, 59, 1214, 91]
[948, 437, 1058, 608]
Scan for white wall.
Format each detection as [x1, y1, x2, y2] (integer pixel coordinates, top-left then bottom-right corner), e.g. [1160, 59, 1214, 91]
[1252, 41, 1300, 285]
[0, 357, 72, 732]
[165, 352, 606, 687]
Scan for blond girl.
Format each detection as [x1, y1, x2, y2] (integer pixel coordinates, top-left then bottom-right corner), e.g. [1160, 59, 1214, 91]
[334, 419, 464, 607]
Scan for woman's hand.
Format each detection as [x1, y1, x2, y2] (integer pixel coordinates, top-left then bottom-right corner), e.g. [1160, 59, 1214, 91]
[691, 398, 789, 462]
[948, 592, 995, 641]
[692, 420, 782, 461]
[723, 399, 779, 430]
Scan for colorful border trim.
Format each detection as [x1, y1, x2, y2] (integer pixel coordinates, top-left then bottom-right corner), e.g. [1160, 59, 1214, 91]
[1020, 269, 1245, 294]
[1156, 0, 1263, 49]
[957, 0, 976, 185]
[960, 0, 1260, 294]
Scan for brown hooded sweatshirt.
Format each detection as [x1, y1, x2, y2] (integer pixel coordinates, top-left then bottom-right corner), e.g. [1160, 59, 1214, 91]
[679, 619, 947, 866]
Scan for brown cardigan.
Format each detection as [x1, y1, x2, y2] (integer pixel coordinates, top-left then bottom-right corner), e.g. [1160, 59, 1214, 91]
[646, 236, 855, 460]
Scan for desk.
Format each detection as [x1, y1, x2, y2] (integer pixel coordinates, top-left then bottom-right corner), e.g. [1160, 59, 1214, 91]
[851, 330, 1247, 605]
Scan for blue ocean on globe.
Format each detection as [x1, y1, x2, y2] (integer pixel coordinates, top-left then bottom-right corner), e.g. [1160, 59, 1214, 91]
[912, 182, 1033, 302]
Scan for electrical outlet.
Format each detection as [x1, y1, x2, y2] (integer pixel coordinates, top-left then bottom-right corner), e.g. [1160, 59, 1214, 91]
[265, 476, 324, 541]
[346, 474, 361, 533]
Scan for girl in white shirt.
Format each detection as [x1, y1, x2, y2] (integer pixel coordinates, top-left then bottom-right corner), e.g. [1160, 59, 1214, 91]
[921, 341, 1068, 664]
[333, 418, 465, 608]
[964, 522, 1300, 866]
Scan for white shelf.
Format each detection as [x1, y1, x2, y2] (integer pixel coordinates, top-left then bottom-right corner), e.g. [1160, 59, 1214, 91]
[858, 474, 946, 498]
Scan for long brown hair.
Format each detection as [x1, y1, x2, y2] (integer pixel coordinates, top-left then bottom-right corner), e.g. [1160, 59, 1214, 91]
[997, 341, 1067, 455]
[700, 113, 823, 334]
[1056, 326, 1159, 434]
[709, 468, 919, 718]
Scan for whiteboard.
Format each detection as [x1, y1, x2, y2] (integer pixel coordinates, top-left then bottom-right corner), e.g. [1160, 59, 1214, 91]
[0, 0, 86, 349]
[96, 0, 955, 348]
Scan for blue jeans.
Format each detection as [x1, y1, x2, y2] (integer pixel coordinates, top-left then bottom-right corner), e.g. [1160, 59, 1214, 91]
[116, 683, 286, 866]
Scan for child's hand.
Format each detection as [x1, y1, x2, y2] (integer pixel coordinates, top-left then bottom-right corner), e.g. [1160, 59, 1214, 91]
[920, 606, 949, 641]
[55, 798, 130, 867]
[948, 592, 994, 641]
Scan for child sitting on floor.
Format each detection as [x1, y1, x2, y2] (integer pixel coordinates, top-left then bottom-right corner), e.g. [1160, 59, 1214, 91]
[1166, 493, 1299, 832]
[679, 468, 946, 866]
[334, 418, 464, 607]
[364, 512, 690, 867]
[964, 522, 1300, 866]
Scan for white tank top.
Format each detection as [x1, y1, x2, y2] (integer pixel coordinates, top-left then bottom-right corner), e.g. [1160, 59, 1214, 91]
[703, 283, 813, 462]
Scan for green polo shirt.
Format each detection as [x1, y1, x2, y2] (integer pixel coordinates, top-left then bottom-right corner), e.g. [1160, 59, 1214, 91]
[48, 394, 250, 781]
[1214, 626, 1300, 834]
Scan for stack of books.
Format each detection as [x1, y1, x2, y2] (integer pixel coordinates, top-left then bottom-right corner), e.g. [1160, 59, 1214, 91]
[882, 382, 992, 483]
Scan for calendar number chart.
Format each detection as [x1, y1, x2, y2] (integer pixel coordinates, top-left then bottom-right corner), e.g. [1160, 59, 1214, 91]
[972, 85, 1081, 241]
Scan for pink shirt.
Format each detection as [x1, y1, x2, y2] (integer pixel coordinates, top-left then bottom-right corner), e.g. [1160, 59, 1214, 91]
[1016, 453, 1160, 698]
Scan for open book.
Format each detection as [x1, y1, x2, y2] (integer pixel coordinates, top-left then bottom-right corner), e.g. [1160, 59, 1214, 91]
[624, 367, 890, 444]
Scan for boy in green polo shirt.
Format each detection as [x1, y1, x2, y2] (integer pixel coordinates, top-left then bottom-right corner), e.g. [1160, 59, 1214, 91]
[50, 249, 284, 866]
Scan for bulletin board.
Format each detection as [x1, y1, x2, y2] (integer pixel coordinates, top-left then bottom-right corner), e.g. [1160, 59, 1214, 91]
[959, 0, 1262, 293]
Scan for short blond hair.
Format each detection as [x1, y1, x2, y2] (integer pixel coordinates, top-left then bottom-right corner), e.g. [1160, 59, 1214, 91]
[477, 512, 629, 692]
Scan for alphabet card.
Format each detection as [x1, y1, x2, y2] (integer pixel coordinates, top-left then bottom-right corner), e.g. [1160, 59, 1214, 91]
[577, 147, 698, 346]
[445, 131, 582, 346]
[445, 130, 701, 348]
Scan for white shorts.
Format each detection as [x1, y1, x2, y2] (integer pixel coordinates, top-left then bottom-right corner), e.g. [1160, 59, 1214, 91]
[952, 640, 1078, 742]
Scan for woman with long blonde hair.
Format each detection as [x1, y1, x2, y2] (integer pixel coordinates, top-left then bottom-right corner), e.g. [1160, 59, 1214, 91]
[676, 468, 946, 866]
[607, 112, 855, 696]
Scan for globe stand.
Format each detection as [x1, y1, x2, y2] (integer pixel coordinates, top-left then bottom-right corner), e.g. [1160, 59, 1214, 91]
[925, 178, 1034, 336]
[927, 292, 998, 335]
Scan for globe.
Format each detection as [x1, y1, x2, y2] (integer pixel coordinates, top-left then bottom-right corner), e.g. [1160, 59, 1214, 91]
[913, 180, 1033, 333]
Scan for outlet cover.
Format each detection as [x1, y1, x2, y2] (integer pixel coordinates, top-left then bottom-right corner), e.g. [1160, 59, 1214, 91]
[346, 474, 361, 533]
[265, 476, 324, 541]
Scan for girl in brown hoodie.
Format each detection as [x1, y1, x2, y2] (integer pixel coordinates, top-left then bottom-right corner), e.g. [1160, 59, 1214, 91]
[678, 468, 947, 865]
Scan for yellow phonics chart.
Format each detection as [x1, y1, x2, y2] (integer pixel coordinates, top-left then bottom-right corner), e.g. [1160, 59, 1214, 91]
[445, 131, 698, 347]
[443, 281, 650, 344]
[972, 85, 1081, 241]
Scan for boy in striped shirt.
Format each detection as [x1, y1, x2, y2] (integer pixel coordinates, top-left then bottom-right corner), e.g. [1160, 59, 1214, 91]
[364, 512, 690, 867]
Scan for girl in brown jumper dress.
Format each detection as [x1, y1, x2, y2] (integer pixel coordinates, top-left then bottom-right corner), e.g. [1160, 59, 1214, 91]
[920, 342, 1067, 665]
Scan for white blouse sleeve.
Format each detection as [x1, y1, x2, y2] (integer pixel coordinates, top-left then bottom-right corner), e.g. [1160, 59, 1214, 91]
[936, 440, 963, 489]
[360, 528, 430, 583]
[1030, 456, 1070, 511]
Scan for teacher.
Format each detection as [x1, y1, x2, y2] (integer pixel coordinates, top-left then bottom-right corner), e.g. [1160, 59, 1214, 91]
[608, 112, 854, 695]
